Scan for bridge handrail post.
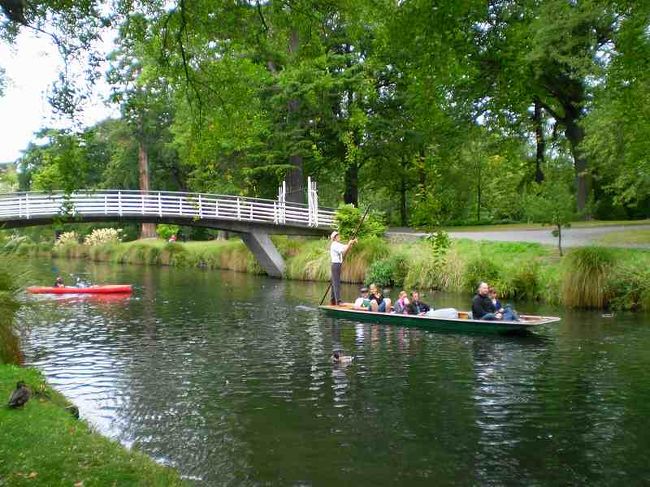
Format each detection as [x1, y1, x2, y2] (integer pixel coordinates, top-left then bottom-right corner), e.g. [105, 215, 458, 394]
[198, 194, 203, 219]
[118, 191, 122, 216]
[141, 193, 145, 215]
[179, 194, 183, 216]
[25, 193, 29, 219]
[104, 194, 108, 215]
[158, 192, 162, 217]
[237, 197, 241, 220]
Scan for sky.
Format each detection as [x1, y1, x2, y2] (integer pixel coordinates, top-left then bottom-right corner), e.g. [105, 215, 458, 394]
[0, 31, 118, 164]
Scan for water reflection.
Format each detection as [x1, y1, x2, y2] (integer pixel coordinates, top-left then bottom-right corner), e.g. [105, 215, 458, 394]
[15, 259, 650, 485]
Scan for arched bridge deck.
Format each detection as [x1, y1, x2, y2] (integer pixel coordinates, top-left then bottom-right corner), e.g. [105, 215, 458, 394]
[0, 190, 337, 277]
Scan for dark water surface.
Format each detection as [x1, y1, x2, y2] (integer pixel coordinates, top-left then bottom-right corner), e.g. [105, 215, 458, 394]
[16, 259, 650, 485]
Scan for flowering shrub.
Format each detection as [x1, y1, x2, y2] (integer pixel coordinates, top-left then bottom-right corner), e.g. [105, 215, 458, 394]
[55, 231, 79, 247]
[84, 228, 123, 246]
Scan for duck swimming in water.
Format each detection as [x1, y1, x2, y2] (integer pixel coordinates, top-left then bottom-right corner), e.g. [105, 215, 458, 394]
[331, 351, 355, 364]
[8, 381, 30, 409]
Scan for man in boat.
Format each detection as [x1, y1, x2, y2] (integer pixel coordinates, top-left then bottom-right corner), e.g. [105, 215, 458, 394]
[353, 287, 372, 310]
[472, 282, 519, 321]
[329, 231, 357, 305]
[54, 276, 64, 288]
[368, 283, 392, 313]
[408, 291, 430, 315]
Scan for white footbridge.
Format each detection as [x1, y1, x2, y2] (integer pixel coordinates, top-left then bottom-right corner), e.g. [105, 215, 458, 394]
[0, 181, 336, 277]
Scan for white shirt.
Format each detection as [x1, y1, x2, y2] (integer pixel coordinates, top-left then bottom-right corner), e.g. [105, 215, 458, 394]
[330, 241, 347, 263]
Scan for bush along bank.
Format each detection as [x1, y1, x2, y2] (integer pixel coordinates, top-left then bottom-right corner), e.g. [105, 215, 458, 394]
[6, 231, 650, 311]
[0, 258, 185, 486]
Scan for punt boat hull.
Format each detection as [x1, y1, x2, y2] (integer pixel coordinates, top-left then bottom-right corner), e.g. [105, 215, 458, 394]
[319, 305, 561, 333]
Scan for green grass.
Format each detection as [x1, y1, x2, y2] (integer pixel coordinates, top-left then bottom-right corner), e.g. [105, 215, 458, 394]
[439, 219, 650, 232]
[0, 365, 185, 486]
[597, 229, 650, 246]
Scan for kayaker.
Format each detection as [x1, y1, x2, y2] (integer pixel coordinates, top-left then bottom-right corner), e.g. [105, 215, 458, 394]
[54, 276, 64, 288]
[329, 231, 357, 305]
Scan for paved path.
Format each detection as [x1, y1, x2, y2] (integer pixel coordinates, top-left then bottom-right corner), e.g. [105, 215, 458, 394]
[387, 224, 650, 248]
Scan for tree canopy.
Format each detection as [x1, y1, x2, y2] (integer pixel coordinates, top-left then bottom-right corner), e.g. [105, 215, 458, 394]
[2, 0, 649, 225]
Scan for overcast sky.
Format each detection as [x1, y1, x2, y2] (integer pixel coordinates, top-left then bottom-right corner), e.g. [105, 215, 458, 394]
[0, 31, 118, 164]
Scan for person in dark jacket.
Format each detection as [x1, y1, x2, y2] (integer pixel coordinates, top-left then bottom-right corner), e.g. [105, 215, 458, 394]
[472, 282, 519, 321]
[408, 291, 431, 315]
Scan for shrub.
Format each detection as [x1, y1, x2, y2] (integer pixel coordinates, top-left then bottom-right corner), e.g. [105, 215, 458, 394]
[606, 264, 650, 311]
[156, 224, 180, 241]
[561, 246, 616, 309]
[333, 204, 386, 239]
[84, 228, 123, 246]
[463, 256, 501, 293]
[366, 258, 395, 287]
[55, 231, 79, 247]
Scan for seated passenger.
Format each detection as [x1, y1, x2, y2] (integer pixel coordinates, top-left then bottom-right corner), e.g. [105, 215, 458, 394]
[54, 276, 64, 288]
[353, 287, 371, 310]
[489, 286, 520, 321]
[472, 282, 519, 321]
[407, 291, 430, 315]
[393, 291, 410, 314]
[368, 284, 392, 313]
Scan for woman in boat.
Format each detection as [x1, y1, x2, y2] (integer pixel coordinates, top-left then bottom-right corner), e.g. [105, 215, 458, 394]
[54, 276, 64, 288]
[329, 231, 357, 305]
[368, 284, 392, 313]
[394, 291, 410, 314]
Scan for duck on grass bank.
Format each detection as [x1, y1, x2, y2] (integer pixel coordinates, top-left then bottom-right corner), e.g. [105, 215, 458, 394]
[7, 381, 30, 409]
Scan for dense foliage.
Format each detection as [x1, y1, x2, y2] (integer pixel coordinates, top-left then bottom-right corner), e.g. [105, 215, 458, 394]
[2, 0, 649, 224]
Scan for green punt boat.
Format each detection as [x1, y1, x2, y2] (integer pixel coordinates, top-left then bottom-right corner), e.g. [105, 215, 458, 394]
[319, 305, 561, 334]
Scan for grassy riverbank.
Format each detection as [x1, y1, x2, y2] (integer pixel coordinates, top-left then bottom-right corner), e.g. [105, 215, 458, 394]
[0, 257, 185, 486]
[0, 366, 184, 486]
[9, 235, 649, 311]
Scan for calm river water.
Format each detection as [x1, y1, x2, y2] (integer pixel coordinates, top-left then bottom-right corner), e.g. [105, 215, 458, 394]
[16, 258, 650, 485]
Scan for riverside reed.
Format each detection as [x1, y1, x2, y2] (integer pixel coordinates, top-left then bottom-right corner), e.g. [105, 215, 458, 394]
[7, 236, 650, 311]
[0, 257, 185, 486]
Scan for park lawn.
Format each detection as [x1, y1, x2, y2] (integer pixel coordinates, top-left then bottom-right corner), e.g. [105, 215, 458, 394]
[0, 364, 185, 486]
[597, 229, 650, 246]
[441, 219, 650, 232]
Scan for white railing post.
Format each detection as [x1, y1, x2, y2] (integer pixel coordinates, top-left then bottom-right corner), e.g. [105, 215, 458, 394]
[25, 193, 29, 219]
[18, 195, 22, 219]
[215, 199, 219, 217]
[179, 195, 183, 216]
[118, 191, 123, 216]
[237, 197, 241, 220]
[104, 194, 108, 215]
[141, 193, 145, 215]
[158, 192, 162, 217]
[198, 194, 203, 219]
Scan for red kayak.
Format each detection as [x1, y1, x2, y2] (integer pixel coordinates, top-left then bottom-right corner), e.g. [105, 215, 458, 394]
[27, 285, 133, 294]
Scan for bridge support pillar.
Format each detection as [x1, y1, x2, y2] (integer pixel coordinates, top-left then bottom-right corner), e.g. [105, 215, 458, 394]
[241, 232, 285, 278]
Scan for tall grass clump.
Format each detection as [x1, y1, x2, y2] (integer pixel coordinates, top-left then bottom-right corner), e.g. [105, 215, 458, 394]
[561, 246, 616, 308]
[285, 239, 330, 281]
[342, 236, 389, 282]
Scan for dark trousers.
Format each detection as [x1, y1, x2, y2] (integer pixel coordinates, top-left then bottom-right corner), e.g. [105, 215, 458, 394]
[330, 262, 342, 304]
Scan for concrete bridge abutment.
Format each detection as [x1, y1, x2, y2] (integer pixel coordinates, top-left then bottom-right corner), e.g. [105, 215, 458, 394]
[241, 232, 285, 278]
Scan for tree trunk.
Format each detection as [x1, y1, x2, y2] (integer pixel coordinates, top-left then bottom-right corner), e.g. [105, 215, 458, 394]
[564, 115, 590, 215]
[557, 224, 563, 257]
[533, 98, 545, 183]
[285, 29, 304, 204]
[343, 162, 358, 206]
[138, 139, 157, 239]
[399, 157, 408, 226]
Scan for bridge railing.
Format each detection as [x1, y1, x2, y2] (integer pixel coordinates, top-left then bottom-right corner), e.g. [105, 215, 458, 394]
[0, 191, 335, 229]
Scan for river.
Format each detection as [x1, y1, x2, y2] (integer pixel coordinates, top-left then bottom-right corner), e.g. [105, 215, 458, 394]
[15, 258, 650, 485]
